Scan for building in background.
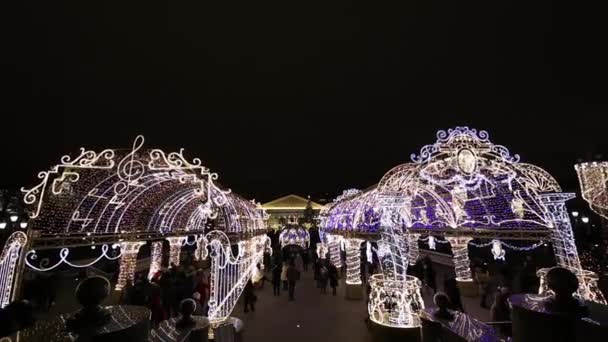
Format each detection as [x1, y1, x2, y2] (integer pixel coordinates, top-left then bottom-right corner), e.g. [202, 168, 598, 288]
[262, 194, 324, 230]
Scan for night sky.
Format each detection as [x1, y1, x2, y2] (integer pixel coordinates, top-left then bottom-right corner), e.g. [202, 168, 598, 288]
[2, 1, 607, 202]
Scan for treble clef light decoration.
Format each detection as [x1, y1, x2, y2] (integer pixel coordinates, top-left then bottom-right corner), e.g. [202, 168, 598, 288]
[114, 135, 146, 197]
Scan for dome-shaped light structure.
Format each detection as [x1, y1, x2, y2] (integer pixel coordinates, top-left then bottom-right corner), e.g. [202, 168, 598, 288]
[18, 135, 271, 325]
[320, 126, 606, 329]
[279, 226, 310, 249]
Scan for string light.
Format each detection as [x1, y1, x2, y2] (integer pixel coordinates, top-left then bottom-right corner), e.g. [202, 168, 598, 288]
[25, 244, 122, 271]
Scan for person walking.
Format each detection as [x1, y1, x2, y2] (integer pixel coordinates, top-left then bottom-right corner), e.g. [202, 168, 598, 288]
[272, 262, 282, 296]
[243, 279, 257, 313]
[328, 262, 339, 296]
[444, 278, 465, 312]
[302, 251, 310, 272]
[423, 257, 437, 294]
[281, 262, 289, 291]
[319, 262, 329, 294]
[286, 261, 300, 301]
[475, 266, 491, 309]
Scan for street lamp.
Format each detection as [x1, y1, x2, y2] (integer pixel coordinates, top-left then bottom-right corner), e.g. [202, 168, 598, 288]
[582, 217, 590, 224]
[572, 211, 580, 218]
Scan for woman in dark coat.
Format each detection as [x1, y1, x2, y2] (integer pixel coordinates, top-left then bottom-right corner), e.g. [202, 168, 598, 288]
[328, 262, 339, 296]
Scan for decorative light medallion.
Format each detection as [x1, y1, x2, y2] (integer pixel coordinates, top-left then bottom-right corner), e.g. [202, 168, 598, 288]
[457, 148, 477, 175]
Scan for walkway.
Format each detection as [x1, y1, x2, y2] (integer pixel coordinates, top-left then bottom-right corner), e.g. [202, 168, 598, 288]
[234, 263, 492, 342]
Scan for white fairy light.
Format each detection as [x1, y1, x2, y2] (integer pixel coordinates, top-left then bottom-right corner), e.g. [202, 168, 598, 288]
[571, 211, 579, 218]
[581, 216, 590, 224]
[0, 222, 6, 229]
[25, 244, 122, 272]
[9, 215, 18, 223]
[19, 222, 28, 229]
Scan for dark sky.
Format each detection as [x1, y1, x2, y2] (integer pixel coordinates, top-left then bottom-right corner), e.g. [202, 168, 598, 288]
[2, 1, 607, 202]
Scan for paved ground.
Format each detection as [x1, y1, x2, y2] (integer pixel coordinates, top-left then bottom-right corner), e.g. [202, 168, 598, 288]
[234, 264, 491, 342]
[36, 262, 493, 342]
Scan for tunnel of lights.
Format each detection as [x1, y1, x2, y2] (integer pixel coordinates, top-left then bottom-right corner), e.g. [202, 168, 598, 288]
[0, 136, 271, 325]
[320, 126, 605, 329]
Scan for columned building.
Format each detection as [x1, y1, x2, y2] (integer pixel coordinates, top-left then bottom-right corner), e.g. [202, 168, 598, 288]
[262, 194, 324, 230]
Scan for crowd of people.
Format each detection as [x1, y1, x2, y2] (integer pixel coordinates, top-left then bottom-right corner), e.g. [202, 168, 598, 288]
[122, 262, 211, 327]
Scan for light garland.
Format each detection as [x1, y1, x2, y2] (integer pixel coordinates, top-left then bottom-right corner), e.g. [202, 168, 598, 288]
[148, 241, 163, 280]
[25, 244, 122, 272]
[116, 241, 145, 290]
[345, 238, 364, 285]
[0, 232, 27, 308]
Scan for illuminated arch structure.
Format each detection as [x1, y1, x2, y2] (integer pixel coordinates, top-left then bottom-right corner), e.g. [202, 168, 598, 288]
[321, 127, 605, 329]
[279, 226, 310, 250]
[0, 136, 271, 325]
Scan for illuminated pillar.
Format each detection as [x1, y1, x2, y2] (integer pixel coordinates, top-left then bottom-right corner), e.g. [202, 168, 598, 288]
[446, 237, 472, 282]
[148, 241, 163, 280]
[116, 241, 145, 291]
[328, 235, 343, 269]
[538, 193, 606, 304]
[345, 238, 364, 299]
[345, 238, 364, 285]
[195, 236, 208, 261]
[0, 232, 27, 308]
[408, 233, 421, 266]
[166, 237, 185, 267]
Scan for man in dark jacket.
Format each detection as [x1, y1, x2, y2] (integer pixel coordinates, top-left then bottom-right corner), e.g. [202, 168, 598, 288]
[286, 261, 300, 301]
[271, 262, 282, 296]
